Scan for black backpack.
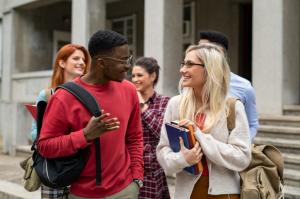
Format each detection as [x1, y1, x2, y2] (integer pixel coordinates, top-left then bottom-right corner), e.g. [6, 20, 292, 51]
[32, 82, 102, 188]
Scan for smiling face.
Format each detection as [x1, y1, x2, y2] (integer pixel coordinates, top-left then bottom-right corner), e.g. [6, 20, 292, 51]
[60, 49, 86, 79]
[180, 50, 207, 89]
[131, 66, 156, 93]
[101, 44, 131, 82]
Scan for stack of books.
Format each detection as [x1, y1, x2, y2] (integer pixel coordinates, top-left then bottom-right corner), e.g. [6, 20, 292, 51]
[165, 121, 203, 175]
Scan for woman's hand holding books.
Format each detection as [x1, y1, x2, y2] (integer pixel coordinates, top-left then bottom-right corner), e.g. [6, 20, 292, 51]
[165, 119, 204, 174]
[179, 137, 203, 165]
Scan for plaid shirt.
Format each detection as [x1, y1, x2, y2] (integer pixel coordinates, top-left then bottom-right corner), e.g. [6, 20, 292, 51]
[41, 185, 69, 199]
[139, 92, 170, 199]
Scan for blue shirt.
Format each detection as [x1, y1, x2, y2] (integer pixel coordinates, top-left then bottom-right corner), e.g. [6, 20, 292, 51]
[230, 72, 259, 142]
[30, 89, 49, 141]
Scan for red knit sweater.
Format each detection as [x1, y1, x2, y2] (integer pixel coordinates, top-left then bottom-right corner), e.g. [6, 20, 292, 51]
[38, 77, 144, 198]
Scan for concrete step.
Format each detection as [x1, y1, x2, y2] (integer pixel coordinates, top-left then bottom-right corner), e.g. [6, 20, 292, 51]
[16, 145, 32, 158]
[257, 125, 300, 139]
[284, 153, 300, 170]
[0, 154, 40, 198]
[284, 105, 300, 116]
[284, 168, 300, 187]
[254, 137, 300, 154]
[285, 185, 300, 199]
[257, 113, 300, 199]
[259, 114, 300, 127]
[0, 180, 40, 199]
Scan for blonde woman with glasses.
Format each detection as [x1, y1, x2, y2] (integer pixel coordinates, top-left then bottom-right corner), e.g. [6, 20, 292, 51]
[157, 43, 251, 199]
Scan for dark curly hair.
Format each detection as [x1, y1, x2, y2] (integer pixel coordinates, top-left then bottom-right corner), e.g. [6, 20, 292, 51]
[134, 57, 160, 86]
[199, 31, 229, 51]
[88, 30, 128, 57]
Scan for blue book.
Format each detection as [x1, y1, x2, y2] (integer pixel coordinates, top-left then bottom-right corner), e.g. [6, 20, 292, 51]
[165, 122, 201, 175]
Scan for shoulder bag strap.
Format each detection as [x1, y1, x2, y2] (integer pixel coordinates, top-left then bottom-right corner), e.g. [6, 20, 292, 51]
[226, 97, 238, 132]
[57, 82, 101, 117]
[57, 81, 102, 185]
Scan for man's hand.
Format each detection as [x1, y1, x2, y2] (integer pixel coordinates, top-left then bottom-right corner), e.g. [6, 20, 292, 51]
[83, 112, 120, 141]
[179, 137, 203, 165]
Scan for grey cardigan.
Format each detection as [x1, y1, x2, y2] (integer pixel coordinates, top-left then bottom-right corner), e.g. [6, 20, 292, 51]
[156, 95, 251, 198]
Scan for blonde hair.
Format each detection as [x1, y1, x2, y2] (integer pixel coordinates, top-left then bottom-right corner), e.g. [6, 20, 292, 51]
[179, 44, 231, 132]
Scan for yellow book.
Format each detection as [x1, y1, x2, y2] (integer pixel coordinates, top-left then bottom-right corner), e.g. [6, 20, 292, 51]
[187, 124, 203, 173]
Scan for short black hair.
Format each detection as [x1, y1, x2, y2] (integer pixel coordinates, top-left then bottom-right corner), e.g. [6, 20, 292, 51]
[199, 31, 229, 51]
[134, 57, 160, 86]
[88, 30, 128, 57]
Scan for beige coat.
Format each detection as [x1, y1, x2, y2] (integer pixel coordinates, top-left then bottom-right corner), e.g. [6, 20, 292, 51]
[156, 95, 251, 199]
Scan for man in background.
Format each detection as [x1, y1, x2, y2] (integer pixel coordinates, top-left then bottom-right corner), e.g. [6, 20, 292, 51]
[199, 31, 259, 142]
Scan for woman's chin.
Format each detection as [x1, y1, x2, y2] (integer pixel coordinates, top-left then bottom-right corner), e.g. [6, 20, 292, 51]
[73, 71, 84, 76]
[137, 88, 145, 93]
[134, 85, 143, 91]
[181, 82, 191, 87]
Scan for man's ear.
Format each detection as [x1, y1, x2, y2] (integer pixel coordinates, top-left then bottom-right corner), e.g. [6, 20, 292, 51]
[59, 60, 65, 68]
[97, 58, 105, 69]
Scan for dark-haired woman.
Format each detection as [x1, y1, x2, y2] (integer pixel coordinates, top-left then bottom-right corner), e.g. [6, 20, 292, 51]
[132, 57, 170, 199]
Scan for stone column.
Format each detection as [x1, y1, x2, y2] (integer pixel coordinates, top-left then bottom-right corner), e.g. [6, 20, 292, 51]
[0, 22, 2, 92]
[71, 0, 106, 46]
[1, 11, 14, 102]
[282, 0, 299, 107]
[144, 0, 183, 97]
[252, 0, 299, 115]
[0, 10, 16, 154]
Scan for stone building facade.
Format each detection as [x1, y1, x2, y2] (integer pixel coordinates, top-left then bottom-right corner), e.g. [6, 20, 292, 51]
[0, 0, 299, 155]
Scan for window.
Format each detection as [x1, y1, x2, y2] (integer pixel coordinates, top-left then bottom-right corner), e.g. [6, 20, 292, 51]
[183, 4, 192, 37]
[108, 15, 137, 56]
[183, 2, 196, 54]
[53, 30, 71, 62]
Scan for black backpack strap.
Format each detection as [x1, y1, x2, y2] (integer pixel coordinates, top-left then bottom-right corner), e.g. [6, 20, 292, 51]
[57, 82, 101, 117]
[32, 101, 48, 151]
[57, 81, 102, 185]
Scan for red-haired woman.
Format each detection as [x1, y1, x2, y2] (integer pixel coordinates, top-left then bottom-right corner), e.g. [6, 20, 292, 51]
[30, 44, 90, 199]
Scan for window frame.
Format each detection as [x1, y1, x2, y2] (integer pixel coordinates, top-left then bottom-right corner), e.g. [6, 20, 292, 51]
[107, 14, 137, 56]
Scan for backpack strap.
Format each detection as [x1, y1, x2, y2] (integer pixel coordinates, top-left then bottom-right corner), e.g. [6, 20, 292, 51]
[57, 83, 101, 117]
[32, 90, 53, 151]
[32, 101, 48, 151]
[226, 97, 238, 132]
[57, 82, 102, 185]
[35, 89, 62, 141]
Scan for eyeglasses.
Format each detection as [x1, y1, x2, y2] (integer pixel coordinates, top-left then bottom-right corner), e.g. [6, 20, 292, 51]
[180, 61, 205, 68]
[99, 55, 133, 66]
